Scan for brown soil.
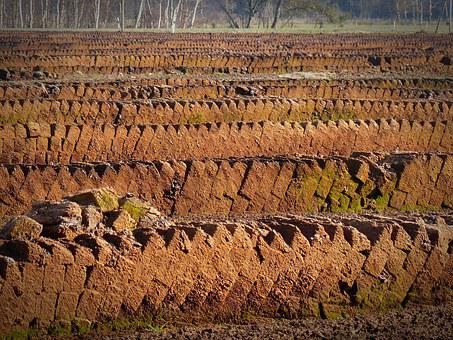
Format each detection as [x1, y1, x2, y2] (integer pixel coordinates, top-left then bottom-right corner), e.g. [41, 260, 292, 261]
[87, 303, 453, 340]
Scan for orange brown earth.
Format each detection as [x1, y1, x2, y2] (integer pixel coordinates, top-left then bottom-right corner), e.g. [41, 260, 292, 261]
[0, 32, 452, 338]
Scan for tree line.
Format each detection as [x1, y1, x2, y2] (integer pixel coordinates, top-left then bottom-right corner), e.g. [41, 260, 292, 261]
[0, 0, 451, 30]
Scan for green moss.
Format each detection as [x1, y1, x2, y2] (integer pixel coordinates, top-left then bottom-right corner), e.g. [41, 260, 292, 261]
[69, 188, 119, 213]
[95, 317, 167, 334]
[241, 311, 256, 322]
[48, 322, 72, 337]
[186, 112, 206, 124]
[349, 195, 363, 212]
[316, 161, 337, 199]
[339, 195, 351, 210]
[325, 109, 356, 121]
[299, 300, 321, 318]
[359, 180, 376, 197]
[97, 192, 119, 212]
[2, 328, 39, 340]
[120, 197, 150, 221]
[374, 193, 391, 211]
[343, 177, 360, 194]
[324, 310, 349, 320]
[329, 194, 351, 213]
[316, 175, 333, 199]
[356, 283, 403, 311]
[373, 179, 397, 211]
[297, 176, 320, 208]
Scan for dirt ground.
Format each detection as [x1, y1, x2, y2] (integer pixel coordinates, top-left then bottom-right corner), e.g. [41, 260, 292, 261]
[89, 303, 452, 340]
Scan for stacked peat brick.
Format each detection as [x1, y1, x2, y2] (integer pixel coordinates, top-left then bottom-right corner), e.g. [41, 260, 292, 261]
[0, 32, 451, 334]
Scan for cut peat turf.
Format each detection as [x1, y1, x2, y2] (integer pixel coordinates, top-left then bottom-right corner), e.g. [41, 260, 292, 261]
[0, 31, 451, 338]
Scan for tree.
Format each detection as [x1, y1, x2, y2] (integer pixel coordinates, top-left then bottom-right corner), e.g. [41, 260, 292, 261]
[0, 0, 449, 30]
[271, 0, 283, 28]
[170, 0, 183, 32]
[135, 0, 144, 28]
[19, 0, 24, 28]
[190, 0, 202, 28]
[121, 0, 125, 30]
[41, 0, 48, 28]
[217, 0, 267, 28]
[0, 0, 4, 28]
[56, 0, 61, 29]
[29, 0, 33, 28]
[95, 0, 101, 29]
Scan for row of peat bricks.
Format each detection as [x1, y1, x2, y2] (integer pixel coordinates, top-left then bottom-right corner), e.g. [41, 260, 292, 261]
[0, 32, 452, 335]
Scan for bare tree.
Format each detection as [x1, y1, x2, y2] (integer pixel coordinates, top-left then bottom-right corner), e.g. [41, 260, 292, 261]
[190, 0, 203, 28]
[218, 0, 270, 28]
[271, 0, 283, 28]
[158, 0, 163, 28]
[395, 0, 402, 22]
[74, 0, 79, 27]
[0, 0, 3, 28]
[96, 0, 101, 29]
[29, 0, 33, 28]
[103, 0, 111, 27]
[218, 0, 240, 28]
[165, 0, 170, 28]
[56, 0, 61, 29]
[146, 0, 153, 27]
[121, 0, 125, 31]
[41, 0, 48, 28]
[79, 0, 86, 28]
[19, 0, 24, 28]
[246, 0, 268, 28]
[448, 0, 453, 33]
[171, 0, 184, 32]
[135, 0, 145, 28]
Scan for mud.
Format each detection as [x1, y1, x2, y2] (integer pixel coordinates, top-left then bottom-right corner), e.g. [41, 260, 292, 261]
[97, 303, 453, 340]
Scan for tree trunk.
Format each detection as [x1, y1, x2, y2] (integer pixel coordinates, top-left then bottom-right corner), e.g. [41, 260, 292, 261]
[271, 0, 283, 29]
[29, 0, 33, 28]
[158, 0, 162, 29]
[56, 0, 60, 29]
[146, 0, 153, 28]
[190, 0, 201, 29]
[220, 1, 240, 29]
[166, 0, 170, 29]
[95, 0, 101, 29]
[0, 0, 3, 28]
[19, 0, 24, 28]
[448, 0, 453, 33]
[104, 0, 111, 27]
[74, 0, 78, 28]
[79, 0, 86, 28]
[121, 0, 125, 31]
[135, 0, 145, 28]
[42, 0, 45, 28]
[395, 0, 401, 22]
[171, 0, 183, 33]
[420, 0, 423, 25]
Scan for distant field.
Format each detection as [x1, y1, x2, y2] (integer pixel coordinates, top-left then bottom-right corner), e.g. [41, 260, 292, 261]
[1, 22, 452, 34]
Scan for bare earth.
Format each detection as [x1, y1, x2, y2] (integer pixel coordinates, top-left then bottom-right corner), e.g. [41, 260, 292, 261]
[88, 304, 453, 340]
